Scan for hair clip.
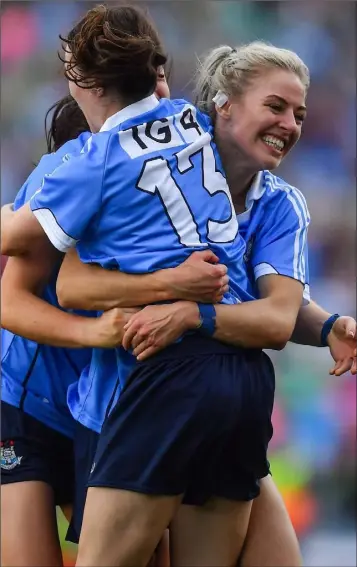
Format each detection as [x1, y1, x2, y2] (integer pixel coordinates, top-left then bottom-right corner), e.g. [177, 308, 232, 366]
[212, 90, 228, 108]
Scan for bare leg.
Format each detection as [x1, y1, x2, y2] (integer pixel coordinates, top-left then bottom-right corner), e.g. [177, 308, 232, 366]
[170, 497, 252, 567]
[153, 530, 170, 567]
[239, 475, 302, 567]
[76, 487, 181, 567]
[1, 481, 63, 567]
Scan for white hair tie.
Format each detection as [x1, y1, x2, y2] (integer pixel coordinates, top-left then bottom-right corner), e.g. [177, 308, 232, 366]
[212, 90, 228, 108]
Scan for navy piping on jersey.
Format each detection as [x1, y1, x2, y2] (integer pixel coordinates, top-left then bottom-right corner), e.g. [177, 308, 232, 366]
[19, 345, 41, 409]
[31, 207, 77, 243]
[61, 348, 81, 376]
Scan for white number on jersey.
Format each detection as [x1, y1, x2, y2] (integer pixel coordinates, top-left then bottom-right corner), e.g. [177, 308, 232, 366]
[127, 105, 238, 246]
[176, 132, 238, 243]
[137, 142, 238, 246]
[136, 156, 203, 247]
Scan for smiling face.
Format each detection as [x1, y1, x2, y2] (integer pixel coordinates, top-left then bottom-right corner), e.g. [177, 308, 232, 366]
[218, 68, 307, 171]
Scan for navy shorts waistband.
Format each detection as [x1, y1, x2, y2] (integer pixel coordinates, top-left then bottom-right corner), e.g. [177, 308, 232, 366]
[141, 333, 261, 363]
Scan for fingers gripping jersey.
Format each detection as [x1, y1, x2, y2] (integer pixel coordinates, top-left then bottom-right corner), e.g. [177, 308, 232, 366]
[30, 96, 247, 305]
[1, 132, 93, 438]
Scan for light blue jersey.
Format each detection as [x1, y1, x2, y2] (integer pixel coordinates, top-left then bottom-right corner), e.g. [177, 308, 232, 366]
[235, 170, 310, 303]
[30, 96, 259, 433]
[67, 348, 134, 433]
[1, 132, 94, 438]
[30, 95, 249, 304]
[67, 168, 310, 435]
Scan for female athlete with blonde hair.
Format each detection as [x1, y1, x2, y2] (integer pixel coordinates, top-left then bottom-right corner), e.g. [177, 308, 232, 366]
[55, 39, 355, 566]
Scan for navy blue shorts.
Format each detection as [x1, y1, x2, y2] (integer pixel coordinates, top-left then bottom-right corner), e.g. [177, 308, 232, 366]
[66, 422, 99, 544]
[89, 335, 275, 504]
[1, 401, 74, 506]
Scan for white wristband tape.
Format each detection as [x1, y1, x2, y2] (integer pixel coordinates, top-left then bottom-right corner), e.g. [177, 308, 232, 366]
[212, 90, 228, 108]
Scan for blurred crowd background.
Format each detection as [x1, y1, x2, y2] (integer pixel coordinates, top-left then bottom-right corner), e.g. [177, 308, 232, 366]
[1, 1, 356, 565]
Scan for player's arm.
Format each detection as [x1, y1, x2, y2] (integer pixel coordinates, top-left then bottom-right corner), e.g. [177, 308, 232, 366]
[1, 242, 93, 347]
[291, 300, 332, 345]
[213, 274, 303, 349]
[122, 274, 303, 358]
[56, 249, 229, 311]
[1, 241, 132, 349]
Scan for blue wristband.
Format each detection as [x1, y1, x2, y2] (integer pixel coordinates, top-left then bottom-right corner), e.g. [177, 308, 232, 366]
[321, 314, 340, 347]
[197, 303, 216, 337]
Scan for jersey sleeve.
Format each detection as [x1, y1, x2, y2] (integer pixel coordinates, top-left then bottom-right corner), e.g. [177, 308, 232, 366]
[14, 154, 59, 210]
[251, 188, 310, 302]
[29, 136, 106, 252]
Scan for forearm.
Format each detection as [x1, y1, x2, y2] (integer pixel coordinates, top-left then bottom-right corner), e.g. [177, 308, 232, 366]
[290, 300, 331, 346]
[58, 248, 228, 311]
[213, 299, 292, 350]
[57, 263, 174, 311]
[1, 290, 95, 348]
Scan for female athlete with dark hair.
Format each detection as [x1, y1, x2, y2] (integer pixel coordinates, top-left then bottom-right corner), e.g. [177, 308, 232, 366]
[1, 77, 225, 567]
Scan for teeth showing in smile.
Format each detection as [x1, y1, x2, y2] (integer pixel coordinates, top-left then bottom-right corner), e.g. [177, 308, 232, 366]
[262, 135, 285, 151]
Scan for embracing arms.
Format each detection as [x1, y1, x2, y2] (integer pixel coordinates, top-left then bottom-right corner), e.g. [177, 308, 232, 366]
[2, 201, 355, 374]
[0, 241, 133, 349]
[56, 249, 228, 311]
[1, 204, 134, 348]
[1, 203, 227, 348]
[121, 273, 303, 357]
[55, 241, 356, 375]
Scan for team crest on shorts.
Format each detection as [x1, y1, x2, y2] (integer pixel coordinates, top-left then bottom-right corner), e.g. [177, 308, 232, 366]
[1, 441, 23, 470]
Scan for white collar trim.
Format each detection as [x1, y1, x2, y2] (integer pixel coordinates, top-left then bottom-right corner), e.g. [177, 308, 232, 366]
[236, 171, 266, 222]
[245, 171, 265, 208]
[100, 94, 159, 132]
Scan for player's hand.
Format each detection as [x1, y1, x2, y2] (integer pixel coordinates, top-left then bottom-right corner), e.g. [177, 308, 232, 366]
[90, 307, 140, 348]
[122, 301, 200, 360]
[167, 250, 229, 303]
[328, 316, 357, 376]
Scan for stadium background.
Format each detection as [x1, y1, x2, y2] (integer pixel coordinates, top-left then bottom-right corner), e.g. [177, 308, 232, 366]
[1, 1, 355, 565]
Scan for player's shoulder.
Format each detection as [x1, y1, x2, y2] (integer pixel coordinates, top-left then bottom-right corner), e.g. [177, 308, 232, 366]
[160, 97, 194, 114]
[68, 130, 112, 169]
[170, 98, 212, 130]
[39, 132, 109, 188]
[141, 96, 211, 128]
[14, 152, 63, 207]
[262, 170, 310, 220]
[55, 131, 92, 160]
[29, 131, 92, 180]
